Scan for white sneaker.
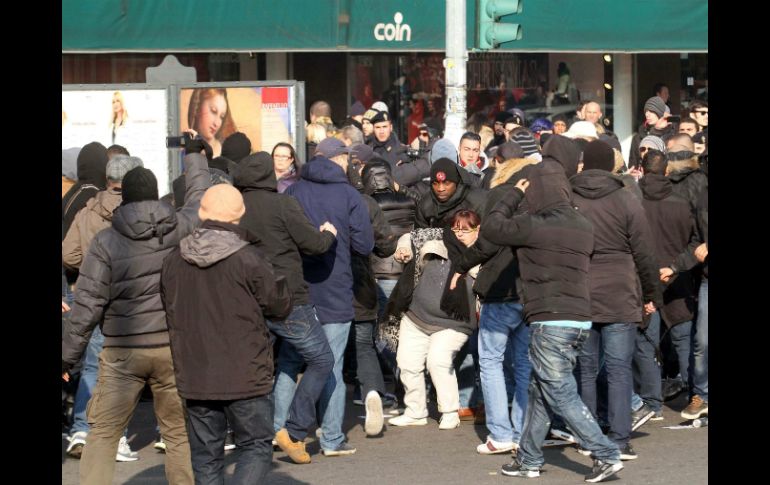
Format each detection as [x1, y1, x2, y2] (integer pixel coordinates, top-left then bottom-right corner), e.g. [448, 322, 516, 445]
[66, 431, 88, 458]
[438, 412, 460, 430]
[388, 414, 428, 427]
[364, 391, 384, 436]
[116, 436, 139, 462]
[477, 436, 515, 454]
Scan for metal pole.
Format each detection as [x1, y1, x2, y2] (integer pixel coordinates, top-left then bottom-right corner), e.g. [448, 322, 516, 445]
[444, 0, 467, 148]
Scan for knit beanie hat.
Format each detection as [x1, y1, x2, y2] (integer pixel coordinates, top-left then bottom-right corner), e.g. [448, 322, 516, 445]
[639, 135, 667, 153]
[581, 140, 615, 172]
[121, 167, 158, 204]
[644, 96, 668, 118]
[431, 158, 461, 184]
[198, 184, 246, 223]
[221, 132, 252, 162]
[430, 138, 459, 164]
[350, 101, 366, 117]
[496, 141, 525, 161]
[106, 155, 144, 182]
[511, 130, 540, 157]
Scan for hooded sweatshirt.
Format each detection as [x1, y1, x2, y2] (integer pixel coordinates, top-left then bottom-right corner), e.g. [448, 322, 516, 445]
[62, 142, 108, 237]
[570, 169, 662, 322]
[541, 134, 582, 178]
[62, 188, 122, 270]
[482, 161, 595, 323]
[234, 152, 336, 307]
[286, 156, 375, 323]
[414, 163, 487, 228]
[162, 220, 292, 400]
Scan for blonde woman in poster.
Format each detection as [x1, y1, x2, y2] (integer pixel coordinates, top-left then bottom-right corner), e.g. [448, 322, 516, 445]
[187, 88, 238, 157]
[110, 91, 129, 145]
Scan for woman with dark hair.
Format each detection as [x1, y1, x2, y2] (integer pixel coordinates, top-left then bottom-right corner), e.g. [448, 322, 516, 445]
[187, 88, 237, 158]
[272, 142, 301, 193]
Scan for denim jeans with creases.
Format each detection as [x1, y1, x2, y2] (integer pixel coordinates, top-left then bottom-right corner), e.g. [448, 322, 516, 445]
[691, 279, 708, 401]
[70, 326, 104, 434]
[455, 328, 482, 409]
[577, 322, 636, 446]
[518, 324, 621, 470]
[185, 395, 273, 485]
[632, 313, 663, 413]
[478, 301, 531, 444]
[269, 305, 334, 441]
[317, 321, 353, 451]
[352, 320, 387, 397]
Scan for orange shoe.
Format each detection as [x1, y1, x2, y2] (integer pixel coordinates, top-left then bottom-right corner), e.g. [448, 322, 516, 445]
[458, 407, 475, 421]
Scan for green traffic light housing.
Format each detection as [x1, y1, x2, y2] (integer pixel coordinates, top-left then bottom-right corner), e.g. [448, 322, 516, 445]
[478, 0, 523, 50]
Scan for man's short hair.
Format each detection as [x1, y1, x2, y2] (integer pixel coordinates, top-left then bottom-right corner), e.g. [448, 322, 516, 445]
[107, 144, 130, 160]
[309, 100, 332, 118]
[679, 117, 699, 128]
[341, 125, 364, 145]
[653, 83, 668, 96]
[642, 149, 668, 175]
[459, 132, 481, 145]
[689, 99, 708, 111]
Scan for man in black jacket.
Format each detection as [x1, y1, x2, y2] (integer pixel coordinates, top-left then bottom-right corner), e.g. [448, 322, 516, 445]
[570, 140, 662, 461]
[482, 161, 624, 483]
[232, 151, 338, 464]
[415, 158, 487, 228]
[161, 184, 292, 484]
[62, 146, 211, 485]
[367, 110, 409, 168]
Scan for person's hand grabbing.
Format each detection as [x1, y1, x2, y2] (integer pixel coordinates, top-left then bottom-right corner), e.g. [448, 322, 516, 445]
[659, 267, 674, 283]
[62, 301, 70, 313]
[320, 222, 338, 237]
[185, 137, 213, 161]
[515, 179, 530, 193]
[644, 301, 656, 315]
[694, 243, 708, 263]
[449, 272, 462, 290]
[394, 247, 413, 263]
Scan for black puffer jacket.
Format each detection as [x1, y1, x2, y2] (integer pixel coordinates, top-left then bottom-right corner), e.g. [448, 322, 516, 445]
[62, 154, 210, 366]
[161, 220, 291, 400]
[415, 165, 487, 228]
[667, 157, 708, 211]
[482, 161, 595, 323]
[233, 152, 336, 306]
[362, 162, 416, 279]
[639, 174, 696, 325]
[571, 169, 662, 323]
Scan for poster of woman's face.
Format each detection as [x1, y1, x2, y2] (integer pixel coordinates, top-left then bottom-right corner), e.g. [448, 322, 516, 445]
[179, 86, 295, 159]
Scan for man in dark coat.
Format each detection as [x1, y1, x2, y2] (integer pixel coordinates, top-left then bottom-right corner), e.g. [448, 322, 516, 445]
[285, 138, 374, 456]
[62, 145, 211, 485]
[232, 151, 338, 464]
[570, 140, 662, 461]
[666, 134, 708, 211]
[367, 110, 409, 168]
[415, 158, 487, 228]
[482, 160, 624, 483]
[161, 184, 292, 483]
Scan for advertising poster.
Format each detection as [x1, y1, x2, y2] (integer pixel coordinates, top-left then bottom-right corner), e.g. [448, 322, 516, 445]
[61, 89, 171, 195]
[179, 86, 295, 159]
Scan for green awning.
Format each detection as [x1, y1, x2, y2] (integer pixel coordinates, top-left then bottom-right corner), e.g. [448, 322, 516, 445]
[62, 0, 707, 53]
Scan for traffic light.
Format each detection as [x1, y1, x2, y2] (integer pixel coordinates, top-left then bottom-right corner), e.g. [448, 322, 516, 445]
[477, 0, 522, 50]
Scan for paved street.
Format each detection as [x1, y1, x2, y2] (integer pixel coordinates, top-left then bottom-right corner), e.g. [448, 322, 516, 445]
[62, 387, 707, 484]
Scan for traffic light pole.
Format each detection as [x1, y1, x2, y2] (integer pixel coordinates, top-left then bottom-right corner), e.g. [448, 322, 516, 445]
[444, 0, 467, 148]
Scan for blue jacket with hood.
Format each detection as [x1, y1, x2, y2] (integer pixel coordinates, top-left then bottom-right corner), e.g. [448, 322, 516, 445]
[286, 156, 374, 324]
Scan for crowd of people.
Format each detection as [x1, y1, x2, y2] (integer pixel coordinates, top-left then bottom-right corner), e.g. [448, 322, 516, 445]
[61, 92, 708, 484]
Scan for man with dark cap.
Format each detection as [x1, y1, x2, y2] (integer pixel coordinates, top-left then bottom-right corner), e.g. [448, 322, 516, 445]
[487, 112, 513, 152]
[221, 132, 252, 164]
[413, 158, 487, 228]
[570, 140, 662, 462]
[161, 184, 292, 483]
[233, 151, 338, 464]
[481, 161, 624, 483]
[285, 137, 374, 457]
[367, 110, 409, 168]
[541, 134, 582, 178]
[629, 96, 675, 169]
[61, 142, 211, 485]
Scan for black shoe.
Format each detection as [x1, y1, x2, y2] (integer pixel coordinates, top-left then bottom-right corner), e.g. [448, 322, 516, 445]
[224, 431, 236, 451]
[584, 459, 624, 483]
[662, 378, 685, 401]
[618, 443, 638, 461]
[501, 456, 540, 478]
[631, 403, 656, 432]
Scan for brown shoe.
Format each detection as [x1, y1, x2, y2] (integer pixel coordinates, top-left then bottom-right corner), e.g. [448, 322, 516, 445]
[275, 428, 311, 464]
[681, 395, 708, 420]
[458, 407, 475, 421]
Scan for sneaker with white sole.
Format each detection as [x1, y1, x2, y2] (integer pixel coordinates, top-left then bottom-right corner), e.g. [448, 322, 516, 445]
[66, 431, 88, 458]
[650, 410, 664, 421]
[116, 436, 139, 462]
[321, 442, 357, 456]
[477, 437, 515, 454]
[364, 391, 384, 436]
[618, 443, 638, 461]
[501, 456, 540, 478]
[631, 403, 656, 432]
[584, 459, 623, 483]
[154, 436, 166, 453]
[550, 427, 577, 443]
[438, 412, 460, 430]
[224, 431, 236, 451]
[388, 414, 428, 427]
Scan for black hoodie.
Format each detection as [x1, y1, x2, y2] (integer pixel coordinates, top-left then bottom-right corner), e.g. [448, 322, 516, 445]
[482, 161, 595, 323]
[571, 169, 662, 323]
[414, 163, 487, 228]
[541, 134, 582, 178]
[62, 142, 108, 237]
[233, 152, 335, 307]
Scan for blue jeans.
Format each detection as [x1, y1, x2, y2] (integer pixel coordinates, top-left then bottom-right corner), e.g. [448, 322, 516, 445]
[352, 321, 386, 397]
[478, 302, 531, 444]
[577, 322, 636, 446]
[632, 313, 662, 413]
[269, 305, 334, 441]
[455, 329, 482, 409]
[375, 279, 400, 375]
[519, 324, 620, 470]
[317, 321, 352, 451]
[669, 320, 693, 389]
[185, 395, 273, 484]
[692, 279, 708, 401]
[71, 326, 104, 434]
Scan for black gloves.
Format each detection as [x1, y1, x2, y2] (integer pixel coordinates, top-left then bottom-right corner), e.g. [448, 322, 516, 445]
[186, 138, 213, 162]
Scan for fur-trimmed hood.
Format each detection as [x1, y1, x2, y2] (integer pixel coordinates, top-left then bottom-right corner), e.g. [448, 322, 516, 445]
[667, 156, 700, 175]
[490, 158, 539, 189]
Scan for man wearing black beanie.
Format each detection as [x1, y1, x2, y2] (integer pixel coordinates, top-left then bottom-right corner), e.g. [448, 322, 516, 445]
[221, 131, 252, 163]
[570, 139, 662, 462]
[415, 158, 486, 228]
[62, 149, 211, 484]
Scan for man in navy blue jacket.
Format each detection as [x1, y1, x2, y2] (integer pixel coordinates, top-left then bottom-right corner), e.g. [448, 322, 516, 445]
[285, 138, 374, 456]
